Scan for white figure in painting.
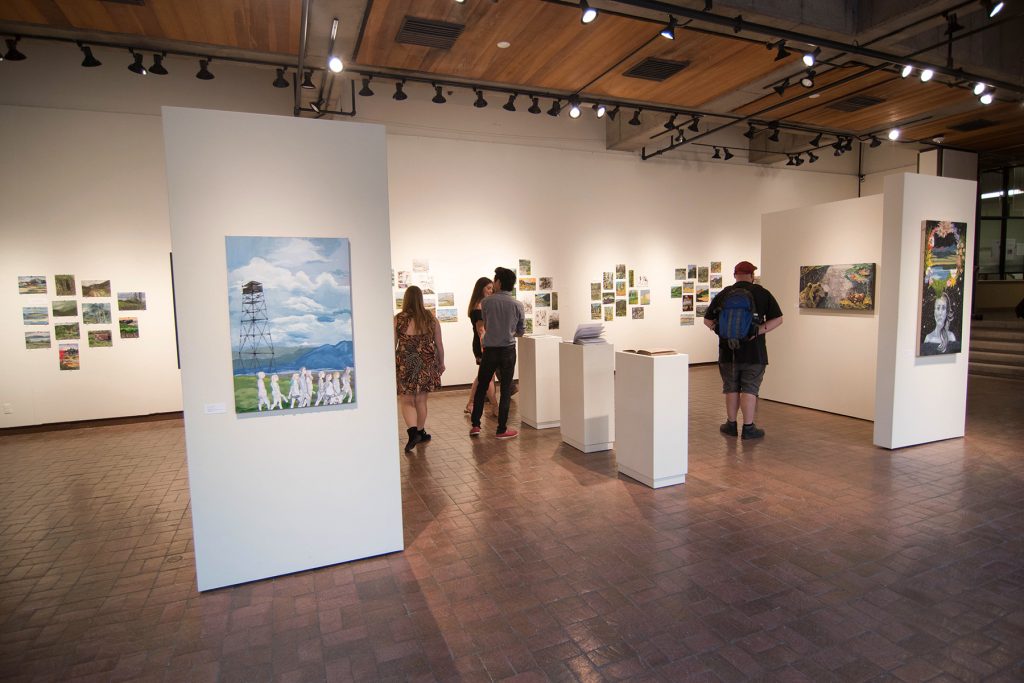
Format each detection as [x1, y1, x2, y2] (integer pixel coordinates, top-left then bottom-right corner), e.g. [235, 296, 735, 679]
[286, 372, 302, 408]
[256, 371, 271, 411]
[305, 368, 315, 406]
[332, 370, 343, 404]
[297, 367, 310, 407]
[323, 372, 337, 404]
[340, 367, 353, 403]
[314, 370, 327, 406]
[269, 374, 284, 410]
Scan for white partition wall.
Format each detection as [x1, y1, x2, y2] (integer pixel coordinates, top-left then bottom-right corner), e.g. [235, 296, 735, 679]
[874, 173, 976, 449]
[163, 108, 401, 590]
[760, 195, 884, 420]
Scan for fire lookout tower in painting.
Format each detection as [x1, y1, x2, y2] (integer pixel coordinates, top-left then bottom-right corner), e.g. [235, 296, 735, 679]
[237, 280, 275, 373]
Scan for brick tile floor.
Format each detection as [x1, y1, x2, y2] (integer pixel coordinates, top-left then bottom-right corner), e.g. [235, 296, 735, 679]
[1, 367, 1023, 681]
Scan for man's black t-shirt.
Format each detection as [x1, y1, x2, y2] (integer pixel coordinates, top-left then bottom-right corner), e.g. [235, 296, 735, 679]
[704, 281, 783, 364]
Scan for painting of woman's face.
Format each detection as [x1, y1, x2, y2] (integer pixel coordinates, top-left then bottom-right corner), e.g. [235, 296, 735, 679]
[934, 296, 948, 327]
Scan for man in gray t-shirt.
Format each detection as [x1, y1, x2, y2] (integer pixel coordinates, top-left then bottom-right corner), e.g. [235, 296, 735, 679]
[470, 267, 525, 439]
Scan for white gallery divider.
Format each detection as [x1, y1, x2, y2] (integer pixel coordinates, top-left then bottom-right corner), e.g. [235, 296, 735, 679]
[163, 108, 402, 590]
[874, 173, 976, 449]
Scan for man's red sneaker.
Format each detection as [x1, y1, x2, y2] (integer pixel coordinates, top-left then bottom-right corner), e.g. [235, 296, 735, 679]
[495, 429, 518, 440]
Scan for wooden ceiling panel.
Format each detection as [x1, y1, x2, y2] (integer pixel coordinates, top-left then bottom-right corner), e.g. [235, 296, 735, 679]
[898, 102, 1024, 150]
[732, 65, 889, 119]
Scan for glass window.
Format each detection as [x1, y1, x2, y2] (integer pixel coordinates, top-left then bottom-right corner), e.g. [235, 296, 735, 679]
[1009, 167, 1024, 218]
[980, 170, 1004, 217]
[978, 219, 1002, 277]
[1006, 218, 1024, 278]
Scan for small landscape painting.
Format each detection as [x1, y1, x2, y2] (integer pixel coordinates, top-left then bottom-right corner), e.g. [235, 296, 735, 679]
[591, 303, 601, 320]
[23, 307, 48, 325]
[675, 268, 686, 280]
[59, 343, 80, 371]
[519, 277, 536, 291]
[83, 302, 112, 324]
[119, 317, 139, 339]
[117, 292, 147, 310]
[25, 331, 51, 349]
[436, 308, 458, 323]
[519, 259, 531, 275]
[680, 315, 695, 326]
[631, 307, 644, 320]
[437, 292, 455, 307]
[535, 293, 551, 308]
[55, 274, 76, 296]
[18, 276, 47, 295]
[52, 300, 78, 317]
[55, 323, 80, 340]
[88, 330, 114, 347]
[549, 311, 559, 330]
[591, 283, 601, 301]
[82, 280, 111, 297]
[539, 277, 553, 290]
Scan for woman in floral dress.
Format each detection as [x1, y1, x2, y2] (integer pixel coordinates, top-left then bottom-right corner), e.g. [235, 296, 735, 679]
[395, 285, 445, 451]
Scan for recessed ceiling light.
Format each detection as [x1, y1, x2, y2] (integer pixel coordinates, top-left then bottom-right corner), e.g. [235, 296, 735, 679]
[808, 93, 820, 99]
[496, 41, 511, 49]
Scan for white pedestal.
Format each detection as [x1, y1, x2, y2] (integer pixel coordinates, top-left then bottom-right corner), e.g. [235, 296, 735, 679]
[614, 351, 688, 488]
[559, 342, 614, 453]
[519, 335, 562, 429]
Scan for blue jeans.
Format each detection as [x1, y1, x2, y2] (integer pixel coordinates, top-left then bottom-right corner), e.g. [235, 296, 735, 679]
[472, 346, 516, 433]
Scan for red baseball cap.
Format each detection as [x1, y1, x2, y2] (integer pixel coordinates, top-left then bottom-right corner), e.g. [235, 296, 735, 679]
[734, 261, 757, 275]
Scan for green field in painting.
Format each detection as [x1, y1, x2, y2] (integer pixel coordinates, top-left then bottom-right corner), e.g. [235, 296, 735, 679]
[233, 374, 355, 413]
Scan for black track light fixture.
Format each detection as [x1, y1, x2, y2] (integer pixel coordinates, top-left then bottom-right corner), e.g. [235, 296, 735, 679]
[78, 43, 101, 68]
[432, 84, 447, 104]
[127, 50, 147, 75]
[869, 135, 882, 148]
[149, 53, 168, 75]
[807, 151, 819, 163]
[810, 132, 823, 146]
[309, 99, 323, 114]
[744, 123, 757, 139]
[301, 69, 316, 90]
[393, 80, 407, 100]
[981, 0, 1005, 18]
[4, 37, 27, 61]
[843, 136, 854, 152]
[272, 67, 289, 88]
[674, 133, 686, 144]
[802, 47, 821, 67]
[547, 99, 561, 117]
[772, 40, 790, 61]
[358, 77, 374, 97]
[195, 59, 214, 81]
[502, 93, 517, 112]
[773, 78, 789, 96]
[796, 154, 806, 166]
[528, 97, 542, 114]
[660, 16, 677, 40]
[568, 96, 582, 119]
[723, 148, 734, 160]
[800, 70, 815, 88]
[628, 109, 642, 126]
[768, 123, 780, 142]
[607, 105, 619, 121]
[786, 155, 796, 166]
[593, 103, 606, 118]
[664, 114, 677, 130]
[580, 0, 598, 24]
[688, 116, 701, 133]
[473, 90, 488, 108]
[712, 147, 722, 159]
[945, 12, 965, 35]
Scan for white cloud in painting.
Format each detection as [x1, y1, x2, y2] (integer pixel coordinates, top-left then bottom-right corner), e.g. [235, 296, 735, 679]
[282, 296, 328, 314]
[267, 238, 330, 269]
[271, 312, 353, 346]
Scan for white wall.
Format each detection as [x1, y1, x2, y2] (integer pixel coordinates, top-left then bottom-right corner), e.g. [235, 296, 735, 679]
[874, 173, 976, 449]
[760, 195, 884, 420]
[164, 108, 402, 590]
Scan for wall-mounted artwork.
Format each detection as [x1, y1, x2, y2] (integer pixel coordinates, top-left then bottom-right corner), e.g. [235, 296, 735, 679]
[711, 261, 722, 274]
[519, 277, 536, 291]
[88, 330, 114, 347]
[628, 270, 635, 288]
[535, 293, 551, 308]
[437, 292, 455, 307]
[18, 276, 46, 295]
[551, 292, 558, 311]
[671, 286, 682, 298]
[710, 275, 723, 289]
[628, 290, 638, 305]
[603, 272, 614, 290]
[798, 263, 876, 310]
[919, 220, 967, 356]
[680, 315, 695, 326]
[520, 295, 534, 315]
[83, 302, 112, 324]
[519, 259, 531, 275]
[602, 291, 615, 305]
[696, 303, 709, 317]
[698, 267, 709, 283]
[539, 277, 553, 290]
[603, 305, 613, 321]
[25, 331, 51, 349]
[615, 264, 626, 280]
[226, 236, 355, 414]
[55, 274, 76, 296]
[631, 307, 644, 320]
[119, 317, 139, 339]
[55, 323, 80, 340]
[82, 279, 111, 297]
[615, 300, 626, 317]
[640, 290, 650, 305]
[414, 273, 434, 294]
[524, 318, 534, 334]
[696, 286, 710, 303]
[412, 259, 429, 273]
[397, 271, 410, 288]
[117, 292, 147, 310]
[615, 281, 626, 297]
[22, 307, 48, 325]
[436, 308, 458, 323]
[683, 281, 694, 294]
[549, 311, 560, 330]
[423, 296, 436, 311]
[681, 295, 694, 312]
[687, 265, 697, 279]
[675, 268, 686, 280]
[52, 300, 78, 317]
[59, 343, 79, 370]
[591, 283, 601, 301]
[591, 303, 601, 320]
[535, 309, 548, 327]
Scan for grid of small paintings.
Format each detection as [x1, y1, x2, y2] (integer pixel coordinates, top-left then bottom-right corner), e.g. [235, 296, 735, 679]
[393, 260, 458, 323]
[589, 264, 652, 323]
[16, 273, 146, 370]
[519, 259, 559, 333]
[672, 260, 723, 325]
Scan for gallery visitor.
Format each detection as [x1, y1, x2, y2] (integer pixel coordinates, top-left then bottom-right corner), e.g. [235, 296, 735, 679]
[703, 261, 784, 440]
[922, 290, 960, 355]
[469, 267, 525, 439]
[395, 285, 446, 452]
[465, 276, 498, 416]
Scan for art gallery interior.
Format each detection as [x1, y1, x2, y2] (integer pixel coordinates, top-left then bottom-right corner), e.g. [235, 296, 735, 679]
[1, 0, 1023, 680]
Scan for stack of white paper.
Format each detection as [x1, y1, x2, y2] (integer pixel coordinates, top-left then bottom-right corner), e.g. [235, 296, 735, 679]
[573, 323, 606, 344]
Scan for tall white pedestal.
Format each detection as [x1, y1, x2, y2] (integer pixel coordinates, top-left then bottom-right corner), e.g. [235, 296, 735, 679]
[519, 335, 562, 429]
[614, 351, 688, 488]
[559, 342, 614, 453]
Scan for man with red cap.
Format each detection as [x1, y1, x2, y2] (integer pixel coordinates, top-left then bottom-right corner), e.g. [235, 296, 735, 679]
[703, 261, 783, 439]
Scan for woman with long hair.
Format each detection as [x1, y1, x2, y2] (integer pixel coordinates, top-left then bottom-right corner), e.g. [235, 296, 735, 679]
[923, 290, 959, 354]
[465, 276, 497, 415]
[395, 285, 445, 452]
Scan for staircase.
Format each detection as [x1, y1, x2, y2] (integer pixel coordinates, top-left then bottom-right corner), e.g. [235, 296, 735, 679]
[969, 318, 1024, 380]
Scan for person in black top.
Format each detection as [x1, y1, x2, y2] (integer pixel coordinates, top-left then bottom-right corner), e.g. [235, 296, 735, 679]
[465, 276, 497, 415]
[703, 261, 784, 440]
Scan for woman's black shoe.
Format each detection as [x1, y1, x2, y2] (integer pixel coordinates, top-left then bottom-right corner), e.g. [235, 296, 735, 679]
[418, 429, 431, 442]
[404, 426, 422, 452]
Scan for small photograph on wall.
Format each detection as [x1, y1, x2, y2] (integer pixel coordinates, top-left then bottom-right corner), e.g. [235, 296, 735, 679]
[535, 309, 548, 327]
[437, 292, 455, 307]
[55, 323, 80, 340]
[412, 258, 429, 272]
[711, 261, 722, 274]
[675, 268, 686, 280]
[919, 220, 967, 356]
[615, 281, 626, 297]
[55, 274, 76, 296]
[591, 283, 601, 301]
[119, 317, 139, 339]
[88, 330, 114, 348]
[603, 305, 613, 322]
[798, 263, 876, 310]
[436, 308, 458, 323]
[615, 264, 626, 280]
[82, 279, 111, 297]
[519, 277, 537, 291]
[687, 264, 697, 279]
[82, 303, 112, 325]
[52, 300, 78, 318]
[628, 290, 638, 305]
[683, 281, 694, 294]
[680, 315, 695, 326]
[698, 267, 709, 283]
[225, 236, 355, 413]
[117, 292, 147, 310]
[59, 343, 80, 371]
[591, 303, 601, 320]
[535, 293, 551, 308]
[640, 290, 650, 305]
[696, 303, 709, 317]
[603, 272, 614, 290]
[22, 306, 48, 325]
[18, 276, 47, 295]
[696, 286, 710, 303]
[631, 307, 644, 320]
[682, 295, 694, 312]
[710, 275, 723, 289]
[519, 259, 531, 275]
[549, 311, 559, 330]
[615, 300, 627, 317]
[539, 277, 553, 290]
[551, 292, 558, 311]
[602, 292, 615, 305]
[671, 286, 682, 298]
[25, 331, 51, 349]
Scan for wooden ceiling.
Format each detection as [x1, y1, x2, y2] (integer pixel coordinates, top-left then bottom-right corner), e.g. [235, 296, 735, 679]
[2, 0, 1021, 164]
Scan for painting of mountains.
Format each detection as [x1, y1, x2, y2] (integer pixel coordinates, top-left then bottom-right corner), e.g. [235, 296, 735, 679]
[82, 280, 111, 297]
[226, 236, 356, 414]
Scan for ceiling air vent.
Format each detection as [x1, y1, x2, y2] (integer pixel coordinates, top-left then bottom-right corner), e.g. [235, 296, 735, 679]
[395, 16, 464, 50]
[623, 57, 690, 82]
[949, 119, 998, 132]
[827, 95, 885, 112]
